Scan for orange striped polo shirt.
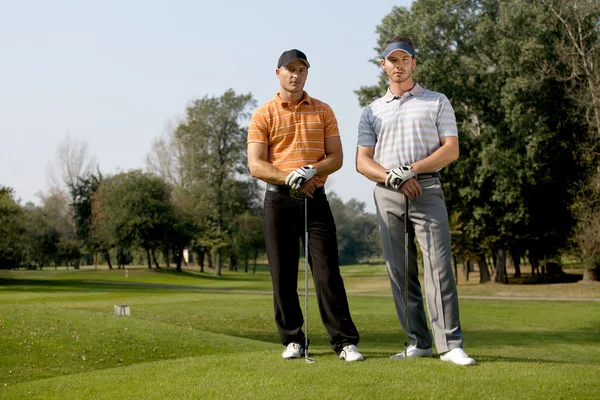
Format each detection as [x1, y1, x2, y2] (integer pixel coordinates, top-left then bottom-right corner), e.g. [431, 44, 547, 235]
[247, 91, 339, 185]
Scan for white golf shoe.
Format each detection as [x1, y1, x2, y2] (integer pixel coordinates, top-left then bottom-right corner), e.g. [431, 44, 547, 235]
[338, 344, 365, 362]
[440, 348, 476, 366]
[390, 344, 433, 360]
[282, 342, 304, 359]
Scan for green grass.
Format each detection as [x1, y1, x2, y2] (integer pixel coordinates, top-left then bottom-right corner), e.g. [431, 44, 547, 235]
[1, 267, 600, 399]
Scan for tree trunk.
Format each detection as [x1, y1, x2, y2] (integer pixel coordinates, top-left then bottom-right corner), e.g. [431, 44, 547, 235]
[215, 249, 222, 276]
[161, 247, 170, 268]
[207, 250, 213, 269]
[512, 252, 521, 278]
[453, 256, 458, 281]
[529, 256, 539, 277]
[145, 247, 152, 269]
[197, 250, 205, 273]
[463, 258, 470, 282]
[478, 255, 491, 283]
[493, 247, 508, 284]
[583, 267, 599, 282]
[244, 253, 249, 273]
[151, 248, 160, 269]
[105, 251, 113, 269]
[229, 253, 237, 271]
[173, 247, 183, 272]
[253, 249, 258, 274]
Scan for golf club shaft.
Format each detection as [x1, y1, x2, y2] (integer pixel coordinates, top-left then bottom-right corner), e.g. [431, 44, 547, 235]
[305, 198, 309, 360]
[404, 195, 409, 358]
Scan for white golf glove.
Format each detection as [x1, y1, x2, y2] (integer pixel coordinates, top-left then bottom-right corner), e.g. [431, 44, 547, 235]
[385, 166, 415, 190]
[286, 165, 317, 190]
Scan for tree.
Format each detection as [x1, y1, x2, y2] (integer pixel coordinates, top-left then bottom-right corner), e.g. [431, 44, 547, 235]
[357, 0, 591, 282]
[173, 89, 258, 276]
[230, 211, 265, 273]
[22, 204, 60, 269]
[329, 193, 381, 265]
[145, 119, 188, 188]
[168, 194, 199, 271]
[0, 187, 26, 269]
[70, 172, 112, 267]
[539, 0, 600, 137]
[48, 134, 98, 189]
[94, 170, 174, 269]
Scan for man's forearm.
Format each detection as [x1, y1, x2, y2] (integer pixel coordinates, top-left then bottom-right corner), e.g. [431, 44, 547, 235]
[410, 141, 459, 174]
[248, 160, 288, 185]
[312, 153, 342, 177]
[356, 155, 388, 184]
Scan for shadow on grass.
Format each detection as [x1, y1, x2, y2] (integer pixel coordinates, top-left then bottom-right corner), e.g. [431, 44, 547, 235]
[208, 328, 600, 365]
[519, 273, 583, 284]
[0, 278, 181, 293]
[357, 330, 600, 348]
[149, 265, 271, 280]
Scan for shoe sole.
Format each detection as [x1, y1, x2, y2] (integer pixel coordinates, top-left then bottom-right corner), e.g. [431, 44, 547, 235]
[339, 352, 365, 362]
[390, 350, 433, 360]
[440, 358, 476, 366]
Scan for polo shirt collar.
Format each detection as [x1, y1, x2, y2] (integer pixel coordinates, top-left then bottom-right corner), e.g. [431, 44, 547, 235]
[384, 83, 424, 102]
[274, 91, 311, 106]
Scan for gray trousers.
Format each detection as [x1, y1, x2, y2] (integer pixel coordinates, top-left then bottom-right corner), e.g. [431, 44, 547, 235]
[374, 177, 463, 353]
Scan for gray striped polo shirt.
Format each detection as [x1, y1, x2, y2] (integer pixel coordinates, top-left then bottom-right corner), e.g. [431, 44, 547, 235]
[357, 83, 458, 169]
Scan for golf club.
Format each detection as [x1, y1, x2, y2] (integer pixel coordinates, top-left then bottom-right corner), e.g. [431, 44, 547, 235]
[404, 194, 409, 359]
[305, 197, 315, 364]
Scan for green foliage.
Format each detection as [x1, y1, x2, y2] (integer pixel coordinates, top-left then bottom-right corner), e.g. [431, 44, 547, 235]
[230, 211, 265, 270]
[70, 173, 102, 253]
[21, 205, 60, 269]
[94, 170, 174, 258]
[357, 0, 596, 272]
[328, 193, 381, 265]
[0, 187, 25, 269]
[173, 89, 260, 273]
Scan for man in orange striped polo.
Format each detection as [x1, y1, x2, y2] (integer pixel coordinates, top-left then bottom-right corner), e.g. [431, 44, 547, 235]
[247, 49, 363, 362]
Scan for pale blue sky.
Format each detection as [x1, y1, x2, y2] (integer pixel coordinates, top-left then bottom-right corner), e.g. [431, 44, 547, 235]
[1, 0, 414, 212]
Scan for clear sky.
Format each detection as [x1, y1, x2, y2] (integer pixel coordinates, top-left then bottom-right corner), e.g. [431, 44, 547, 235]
[1, 0, 414, 213]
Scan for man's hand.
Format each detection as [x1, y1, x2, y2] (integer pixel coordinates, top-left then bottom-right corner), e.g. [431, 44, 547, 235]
[286, 165, 317, 190]
[385, 166, 422, 198]
[385, 166, 415, 190]
[299, 178, 324, 199]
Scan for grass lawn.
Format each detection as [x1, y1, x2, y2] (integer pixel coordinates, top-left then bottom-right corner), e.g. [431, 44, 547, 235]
[1, 266, 600, 399]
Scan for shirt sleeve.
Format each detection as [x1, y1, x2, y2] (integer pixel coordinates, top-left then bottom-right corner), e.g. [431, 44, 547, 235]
[437, 95, 458, 138]
[323, 106, 340, 139]
[247, 109, 269, 144]
[357, 106, 377, 147]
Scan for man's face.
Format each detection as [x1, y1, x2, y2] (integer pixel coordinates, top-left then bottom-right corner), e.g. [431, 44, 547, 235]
[276, 59, 309, 93]
[382, 50, 416, 84]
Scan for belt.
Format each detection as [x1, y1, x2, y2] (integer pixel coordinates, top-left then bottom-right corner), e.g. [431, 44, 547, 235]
[416, 172, 440, 180]
[266, 184, 325, 200]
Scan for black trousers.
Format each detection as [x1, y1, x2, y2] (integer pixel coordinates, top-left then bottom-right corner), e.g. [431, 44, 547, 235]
[263, 187, 360, 354]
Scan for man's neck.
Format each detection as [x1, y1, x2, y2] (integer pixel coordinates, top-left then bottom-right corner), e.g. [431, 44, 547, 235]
[279, 89, 304, 105]
[389, 79, 416, 97]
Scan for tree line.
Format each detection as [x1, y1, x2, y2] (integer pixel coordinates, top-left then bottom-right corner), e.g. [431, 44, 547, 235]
[0, 90, 380, 273]
[357, 0, 600, 282]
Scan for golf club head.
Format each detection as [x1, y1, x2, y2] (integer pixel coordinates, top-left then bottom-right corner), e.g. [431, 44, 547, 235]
[305, 357, 316, 364]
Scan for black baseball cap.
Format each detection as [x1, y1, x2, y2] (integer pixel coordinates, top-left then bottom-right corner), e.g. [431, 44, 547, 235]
[277, 49, 310, 68]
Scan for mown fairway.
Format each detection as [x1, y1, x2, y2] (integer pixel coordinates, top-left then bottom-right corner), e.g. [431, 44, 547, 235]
[1, 266, 599, 399]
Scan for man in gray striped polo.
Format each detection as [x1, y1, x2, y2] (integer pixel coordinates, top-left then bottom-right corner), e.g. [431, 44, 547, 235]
[356, 36, 476, 366]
